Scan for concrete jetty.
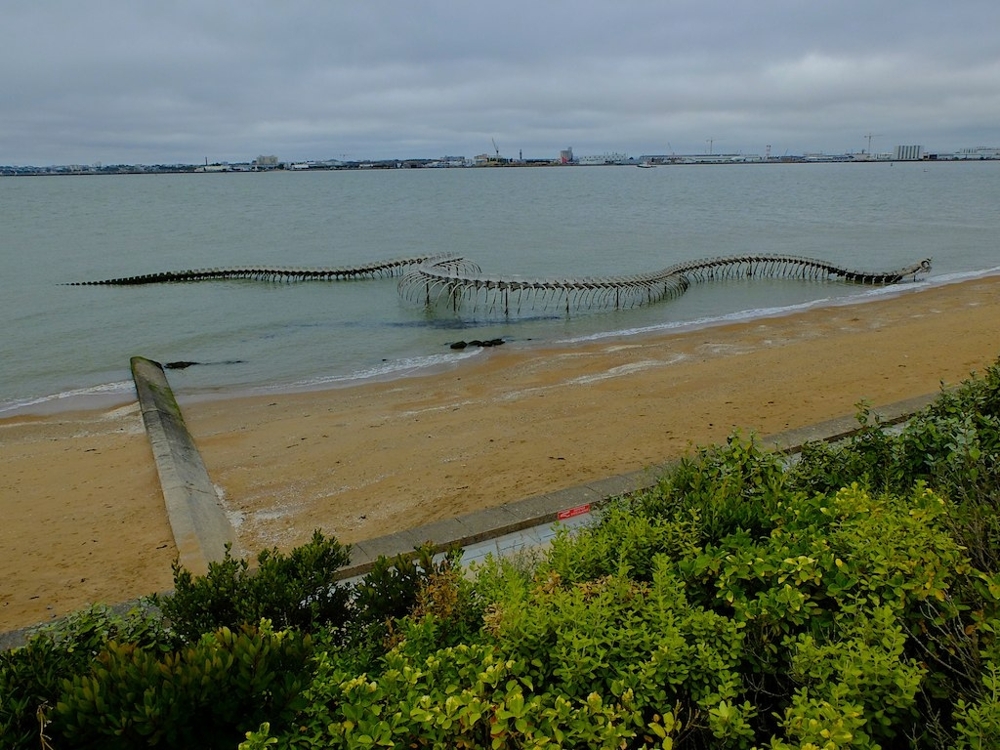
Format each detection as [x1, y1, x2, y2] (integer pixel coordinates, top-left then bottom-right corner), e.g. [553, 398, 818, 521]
[130, 356, 239, 575]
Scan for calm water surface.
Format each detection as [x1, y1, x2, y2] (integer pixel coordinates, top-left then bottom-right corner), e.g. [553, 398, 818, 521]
[2, 162, 997, 415]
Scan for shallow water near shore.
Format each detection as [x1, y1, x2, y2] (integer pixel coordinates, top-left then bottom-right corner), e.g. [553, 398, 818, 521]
[2, 161, 998, 416]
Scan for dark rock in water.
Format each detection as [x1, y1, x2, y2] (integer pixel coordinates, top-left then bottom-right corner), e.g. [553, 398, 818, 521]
[449, 338, 504, 350]
[163, 359, 245, 369]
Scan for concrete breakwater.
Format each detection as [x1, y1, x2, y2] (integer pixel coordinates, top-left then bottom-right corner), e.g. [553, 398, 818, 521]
[130, 356, 238, 576]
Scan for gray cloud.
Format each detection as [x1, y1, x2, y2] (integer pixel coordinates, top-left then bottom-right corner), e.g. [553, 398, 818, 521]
[4, 0, 999, 164]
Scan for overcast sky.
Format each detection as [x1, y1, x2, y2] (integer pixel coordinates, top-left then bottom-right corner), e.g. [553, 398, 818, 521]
[5, 1, 1000, 165]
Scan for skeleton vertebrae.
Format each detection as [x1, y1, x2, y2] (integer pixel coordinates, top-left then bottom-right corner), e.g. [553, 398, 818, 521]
[72, 253, 931, 318]
[397, 253, 932, 316]
[69, 253, 457, 285]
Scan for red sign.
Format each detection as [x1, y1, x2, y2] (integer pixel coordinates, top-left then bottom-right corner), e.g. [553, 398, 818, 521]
[557, 503, 592, 520]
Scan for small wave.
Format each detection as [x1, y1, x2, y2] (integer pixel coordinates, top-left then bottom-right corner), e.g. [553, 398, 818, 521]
[923, 266, 1000, 285]
[558, 278, 948, 344]
[275, 349, 484, 391]
[558, 296, 842, 345]
[556, 271, 997, 346]
[0, 380, 135, 416]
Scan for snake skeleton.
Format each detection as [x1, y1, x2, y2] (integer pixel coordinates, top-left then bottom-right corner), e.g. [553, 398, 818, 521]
[71, 253, 932, 317]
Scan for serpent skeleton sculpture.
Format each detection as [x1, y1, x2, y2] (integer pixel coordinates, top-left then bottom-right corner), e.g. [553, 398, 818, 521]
[71, 253, 932, 318]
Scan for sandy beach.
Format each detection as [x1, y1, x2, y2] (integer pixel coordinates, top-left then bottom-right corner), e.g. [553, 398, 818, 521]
[3, 275, 999, 633]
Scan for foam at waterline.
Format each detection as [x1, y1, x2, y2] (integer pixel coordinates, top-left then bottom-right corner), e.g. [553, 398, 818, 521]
[0, 380, 135, 417]
[254, 347, 486, 393]
[554, 275, 960, 347]
[925, 266, 1000, 285]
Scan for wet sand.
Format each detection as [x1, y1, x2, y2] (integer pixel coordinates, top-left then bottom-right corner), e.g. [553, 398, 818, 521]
[2, 276, 999, 632]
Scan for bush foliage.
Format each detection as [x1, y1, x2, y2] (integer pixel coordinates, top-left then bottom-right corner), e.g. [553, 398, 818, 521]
[154, 530, 352, 640]
[0, 604, 174, 749]
[54, 621, 312, 750]
[3, 357, 1000, 749]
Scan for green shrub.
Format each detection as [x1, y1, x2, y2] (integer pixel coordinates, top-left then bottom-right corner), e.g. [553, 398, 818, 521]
[386, 557, 483, 657]
[53, 621, 312, 750]
[155, 530, 351, 640]
[1, 635, 63, 750]
[465, 549, 539, 615]
[487, 557, 753, 747]
[350, 544, 449, 630]
[248, 642, 652, 749]
[790, 363, 1000, 576]
[898, 375, 1000, 576]
[784, 606, 925, 738]
[952, 660, 1000, 749]
[768, 688, 873, 750]
[0, 604, 173, 750]
[790, 402, 898, 497]
[233, 469, 997, 747]
[535, 467, 977, 745]
[340, 544, 472, 671]
[543, 499, 702, 584]
[638, 432, 789, 546]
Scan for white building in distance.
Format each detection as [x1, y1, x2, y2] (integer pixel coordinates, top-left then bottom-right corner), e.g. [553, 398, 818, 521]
[893, 145, 924, 161]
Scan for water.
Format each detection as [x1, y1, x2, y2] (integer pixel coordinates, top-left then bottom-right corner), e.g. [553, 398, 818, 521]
[2, 161, 998, 416]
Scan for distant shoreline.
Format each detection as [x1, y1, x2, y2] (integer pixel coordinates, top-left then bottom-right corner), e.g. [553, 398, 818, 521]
[4, 154, 998, 177]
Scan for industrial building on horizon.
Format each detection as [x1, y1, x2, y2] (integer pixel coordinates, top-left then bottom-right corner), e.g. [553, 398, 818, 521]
[4, 143, 1000, 176]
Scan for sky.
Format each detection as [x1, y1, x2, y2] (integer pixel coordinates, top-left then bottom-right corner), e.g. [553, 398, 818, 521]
[4, 1, 1000, 165]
